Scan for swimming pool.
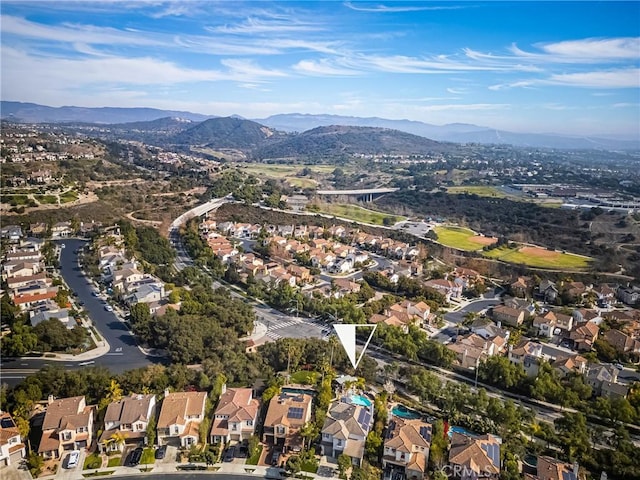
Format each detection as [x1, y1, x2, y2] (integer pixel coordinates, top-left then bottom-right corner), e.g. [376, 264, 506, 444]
[349, 395, 372, 407]
[391, 404, 421, 419]
[448, 426, 476, 438]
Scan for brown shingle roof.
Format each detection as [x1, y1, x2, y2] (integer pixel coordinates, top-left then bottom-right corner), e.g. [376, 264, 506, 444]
[158, 391, 206, 429]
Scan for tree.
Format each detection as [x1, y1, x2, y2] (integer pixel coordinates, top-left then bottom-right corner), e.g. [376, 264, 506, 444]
[286, 454, 302, 476]
[429, 420, 449, 469]
[108, 431, 128, 452]
[365, 430, 383, 464]
[300, 421, 319, 450]
[146, 416, 156, 446]
[337, 454, 352, 479]
[478, 356, 526, 390]
[555, 412, 591, 462]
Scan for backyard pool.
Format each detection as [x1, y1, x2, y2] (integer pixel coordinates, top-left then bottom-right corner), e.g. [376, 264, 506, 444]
[391, 404, 421, 419]
[448, 425, 476, 438]
[349, 395, 372, 407]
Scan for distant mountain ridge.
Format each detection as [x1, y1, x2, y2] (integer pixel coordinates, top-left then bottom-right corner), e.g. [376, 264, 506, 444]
[1, 101, 212, 124]
[1, 101, 638, 150]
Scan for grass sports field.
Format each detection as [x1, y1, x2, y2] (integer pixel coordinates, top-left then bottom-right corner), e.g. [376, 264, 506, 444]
[433, 225, 497, 251]
[239, 163, 339, 178]
[447, 186, 507, 197]
[316, 203, 405, 226]
[483, 245, 591, 269]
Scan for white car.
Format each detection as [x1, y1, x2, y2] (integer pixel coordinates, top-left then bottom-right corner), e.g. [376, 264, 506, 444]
[66, 450, 80, 469]
[104, 305, 114, 312]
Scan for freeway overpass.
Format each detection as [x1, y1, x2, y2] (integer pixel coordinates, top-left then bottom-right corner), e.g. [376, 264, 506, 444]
[316, 187, 399, 202]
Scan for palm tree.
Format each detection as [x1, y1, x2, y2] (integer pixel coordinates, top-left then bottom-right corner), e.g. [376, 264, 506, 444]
[300, 421, 319, 450]
[108, 431, 128, 452]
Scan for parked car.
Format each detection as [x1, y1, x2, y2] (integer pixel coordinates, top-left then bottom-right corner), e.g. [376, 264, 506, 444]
[155, 445, 167, 460]
[270, 449, 281, 467]
[223, 447, 235, 462]
[614, 362, 624, 370]
[104, 305, 114, 312]
[66, 450, 80, 469]
[127, 447, 143, 466]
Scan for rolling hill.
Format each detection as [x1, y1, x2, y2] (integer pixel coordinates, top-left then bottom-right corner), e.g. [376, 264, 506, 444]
[171, 116, 285, 149]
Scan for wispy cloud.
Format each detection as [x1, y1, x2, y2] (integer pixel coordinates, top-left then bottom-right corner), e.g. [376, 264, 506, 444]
[209, 17, 324, 35]
[343, 2, 464, 13]
[612, 103, 638, 108]
[416, 103, 510, 112]
[293, 59, 362, 76]
[446, 87, 467, 94]
[548, 68, 640, 88]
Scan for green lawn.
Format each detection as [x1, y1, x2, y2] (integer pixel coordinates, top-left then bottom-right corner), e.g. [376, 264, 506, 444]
[433, 225, 496, 251]
[285, 177, 318, 189]
[140, 448, 155, 465]
[483, 245, 591, 270]
[60, 191, 79, 203]
[290, 370, 319, 385]
[0, 194, 29, 206]
[246, 445, 263, 466]
[315, 203, 405, 226]
[240, 163, 338, 179]
[83, 453, 102, 470]
[38, 195, 58, 204]
[447, 186, 506, 198]
[107, 457, 121, 468]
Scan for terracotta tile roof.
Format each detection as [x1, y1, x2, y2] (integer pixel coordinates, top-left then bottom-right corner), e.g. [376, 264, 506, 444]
[449, 432, 500, 475]
[213, 388, 259, 424]
[158, 391, 206, 429]
[41, 396, 88, 431]
[0, 412, 21, 445]
[264, 392, 312, 430]
[534, 456, 577, 480]
[13, 290, 57, 305]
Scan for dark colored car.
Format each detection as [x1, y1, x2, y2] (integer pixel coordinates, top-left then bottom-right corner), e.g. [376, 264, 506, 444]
[155, 445, 167, 460]
[223, 447, 235, 462]
[270, 449, 281, 467]
[127, 447, 143, 466]
[237, 446, 248, 458]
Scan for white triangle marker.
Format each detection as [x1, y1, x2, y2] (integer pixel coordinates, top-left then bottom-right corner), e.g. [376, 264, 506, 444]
[333, 324, 377, 369]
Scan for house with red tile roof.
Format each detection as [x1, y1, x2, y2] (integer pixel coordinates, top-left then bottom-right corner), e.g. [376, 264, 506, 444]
[210, 387, 260, 445]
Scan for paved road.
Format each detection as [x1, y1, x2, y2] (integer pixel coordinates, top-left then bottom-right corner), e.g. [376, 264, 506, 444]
[1, 239, 158, 387]
[169, 202, 326, 343]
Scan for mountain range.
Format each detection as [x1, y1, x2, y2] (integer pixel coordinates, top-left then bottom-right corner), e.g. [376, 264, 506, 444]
[2, 101, 638, 150]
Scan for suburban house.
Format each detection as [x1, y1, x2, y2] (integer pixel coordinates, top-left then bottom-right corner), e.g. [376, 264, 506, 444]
[551, 355, 588, 377]
[447, 333, 505, 370]
[533, 311, 573, 338]
[263, 391, 313, 453]
[537, 280, 559, 303]
[617, 286, 640, 306]
[51, 222, 73, 238]
[423, 279, 462, 302]
[586, 366, 629, 399]
[508, 340, 543, 377]
[209, 387, 260, 445]
[491, 305, 526, 327]
[382, 417, 431, 480]
[0, 412, 25, 467]
[524, 456, 578, 480]
[470, 318, 510, 343]
[569, 322, 599, 351]
[604, 329, 640, 354]
[321, 397, 374, 466]
[157, 391, 207, 447]
[448, 432, 501, 479]
[0, 225, 23, 242]
[99, 394, 156, 452]
[38, 396, 95, 459]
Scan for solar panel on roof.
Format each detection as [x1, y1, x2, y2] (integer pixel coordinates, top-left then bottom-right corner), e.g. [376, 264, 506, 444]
[481, 443, 500, 468]
[419, 426, 432, 442]
[287, 407, 304, 419]
[0, 418, 15, 428]
[562, 473, 577, 480]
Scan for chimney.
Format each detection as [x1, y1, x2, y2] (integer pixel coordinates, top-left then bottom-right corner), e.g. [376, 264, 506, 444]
[221, 383, 227, 395]
[47, 395, 55, 404]
[573, 462, 579, 479]
[164, 388, 170, 398]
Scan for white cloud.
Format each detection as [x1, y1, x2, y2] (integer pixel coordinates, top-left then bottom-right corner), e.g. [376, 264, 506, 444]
[416, 103, 510, 112]
[220, 59, 287, 78]
[209, 17, 324, 34]
[446, 87, 467, 95]
[548, 68, 640, 88]
[489, 81, 536, 91]
[535, 37, 640, 61]
[343, 2, 464, 12]
[293, 59, 362, 76]
[612, 103, 638, 108]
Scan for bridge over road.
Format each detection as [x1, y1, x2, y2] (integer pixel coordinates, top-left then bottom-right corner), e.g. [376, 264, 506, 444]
[316, 187, 399, 202]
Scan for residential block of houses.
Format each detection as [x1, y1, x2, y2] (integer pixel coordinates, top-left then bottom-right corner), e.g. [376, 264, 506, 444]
[448, 432, 501, 479]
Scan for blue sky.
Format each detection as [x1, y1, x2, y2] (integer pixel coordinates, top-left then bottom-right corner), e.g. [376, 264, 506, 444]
[1, 1, 639, 136]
